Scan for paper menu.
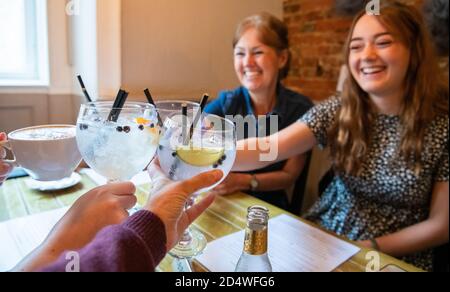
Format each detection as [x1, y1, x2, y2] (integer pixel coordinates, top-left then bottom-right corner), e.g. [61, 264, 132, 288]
[196, 214, 361, 272]
[0, 207, 68, 272]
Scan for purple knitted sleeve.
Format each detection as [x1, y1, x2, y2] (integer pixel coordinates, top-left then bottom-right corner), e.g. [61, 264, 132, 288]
[39, 210, 167, 272]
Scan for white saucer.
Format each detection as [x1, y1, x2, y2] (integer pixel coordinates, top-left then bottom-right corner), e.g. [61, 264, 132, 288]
[26, 173, 82, 191]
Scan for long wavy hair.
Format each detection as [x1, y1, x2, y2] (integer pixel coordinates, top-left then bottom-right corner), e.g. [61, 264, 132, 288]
[329, 1, 449, 176]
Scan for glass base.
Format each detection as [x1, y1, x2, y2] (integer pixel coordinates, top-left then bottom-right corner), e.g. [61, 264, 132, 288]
[169, 229, 207, 258]
[172, 258, 193, 272]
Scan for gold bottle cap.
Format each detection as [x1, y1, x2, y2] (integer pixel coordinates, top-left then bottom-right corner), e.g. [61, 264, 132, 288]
[243, 206, 269, 255]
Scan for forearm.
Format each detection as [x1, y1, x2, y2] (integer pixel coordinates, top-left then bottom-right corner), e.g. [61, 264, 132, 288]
[233, 123, 316, 172]
[37, 211, 166, 272]
[234, 137, 275, 171]
[371, 219, 448, 257]
[12, 244, 61, 272]
[372, 182, 449, 258]
[249, 153, 307, 192]
[253, 171, 297, 192]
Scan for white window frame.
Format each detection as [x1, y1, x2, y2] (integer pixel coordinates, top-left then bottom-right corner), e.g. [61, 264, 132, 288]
[0, 0, 49, 86]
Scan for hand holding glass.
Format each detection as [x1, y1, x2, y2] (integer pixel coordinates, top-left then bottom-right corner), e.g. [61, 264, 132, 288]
[158, 112, 236, 258]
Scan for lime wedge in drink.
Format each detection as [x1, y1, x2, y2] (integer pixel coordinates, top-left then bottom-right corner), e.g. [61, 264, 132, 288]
[176, 145, 224, 167]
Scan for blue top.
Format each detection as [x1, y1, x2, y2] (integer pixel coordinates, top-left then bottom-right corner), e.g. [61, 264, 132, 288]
[205, 85, 313, 209]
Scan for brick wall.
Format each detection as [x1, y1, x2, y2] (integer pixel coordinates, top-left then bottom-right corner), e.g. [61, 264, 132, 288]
[283, 0, 423, 102]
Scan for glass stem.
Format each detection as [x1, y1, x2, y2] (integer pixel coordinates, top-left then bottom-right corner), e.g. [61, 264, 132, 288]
[178, 229, 193, 246]
[177, 194, 197, 246]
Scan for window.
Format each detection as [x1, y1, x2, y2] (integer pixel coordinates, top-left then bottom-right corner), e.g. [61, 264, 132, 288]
[0, 0, 49, 86]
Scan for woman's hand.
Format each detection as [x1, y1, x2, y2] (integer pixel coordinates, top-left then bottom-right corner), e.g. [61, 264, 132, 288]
[210, 173, 251, 196]
[0, 132, 13, 185]
[147, 158, 173, 194]
[14, 182, 137, 271]
[48, 182, 137, 249]
[145, 162, 223, 251]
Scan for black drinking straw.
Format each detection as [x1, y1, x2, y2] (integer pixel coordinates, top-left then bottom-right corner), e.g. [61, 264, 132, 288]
[185, 94, 209, 145]
[108, 89, 129, 122]
[169, 95, 209, 179]
[181, 103, 188, 145]
[169, 104, 188, 178]
[77, 75, 92, 102]
[144, 88, 164, 126]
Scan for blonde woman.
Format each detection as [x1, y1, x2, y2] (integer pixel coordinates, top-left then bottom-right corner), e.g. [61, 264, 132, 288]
[206, 13, 313, 210]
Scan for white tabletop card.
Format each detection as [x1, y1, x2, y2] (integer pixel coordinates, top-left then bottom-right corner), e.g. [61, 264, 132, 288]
[0, 207, 69, 271]
[196, 214, 361, 272]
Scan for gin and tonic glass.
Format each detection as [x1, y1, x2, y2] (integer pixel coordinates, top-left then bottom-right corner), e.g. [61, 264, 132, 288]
[76, 101, 160, 188]
[158, 112, 236, 258]
[155, 100, 200, 124]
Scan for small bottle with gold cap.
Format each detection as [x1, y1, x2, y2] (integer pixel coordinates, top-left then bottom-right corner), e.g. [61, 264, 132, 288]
[235, 206, 272, 272]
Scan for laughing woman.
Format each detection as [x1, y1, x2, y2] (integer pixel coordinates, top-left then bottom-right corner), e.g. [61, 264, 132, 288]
[206, 13, 313, 210]
[232, 2, 449, 271]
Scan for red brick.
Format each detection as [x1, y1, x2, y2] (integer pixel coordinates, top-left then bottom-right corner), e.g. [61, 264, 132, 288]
[298, 0, 334, 12]
[284, 3, 300, 14]
[315, 18, 353, 32]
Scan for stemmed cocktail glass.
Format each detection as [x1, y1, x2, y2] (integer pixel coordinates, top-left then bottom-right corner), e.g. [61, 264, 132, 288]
[158, 109, 236, 258]
[76, 101, 160, 185]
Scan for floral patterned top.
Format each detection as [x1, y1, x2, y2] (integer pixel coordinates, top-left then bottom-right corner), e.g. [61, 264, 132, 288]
[299, 97, 449, 271]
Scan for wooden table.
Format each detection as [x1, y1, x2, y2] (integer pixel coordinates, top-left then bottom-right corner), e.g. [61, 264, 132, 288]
[0, 173, 422, 272]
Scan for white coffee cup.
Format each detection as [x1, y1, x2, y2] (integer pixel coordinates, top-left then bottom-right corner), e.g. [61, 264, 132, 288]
[1, 125, 82, 181]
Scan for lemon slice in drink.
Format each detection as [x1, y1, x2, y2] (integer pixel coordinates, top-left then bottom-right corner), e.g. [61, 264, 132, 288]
[176, 145, 224, 167]
[135, 117, 151, 125]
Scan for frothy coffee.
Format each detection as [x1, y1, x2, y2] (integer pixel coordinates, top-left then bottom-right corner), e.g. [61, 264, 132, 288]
[10, 126, 76, 141]
[7, 125, 81, 181]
